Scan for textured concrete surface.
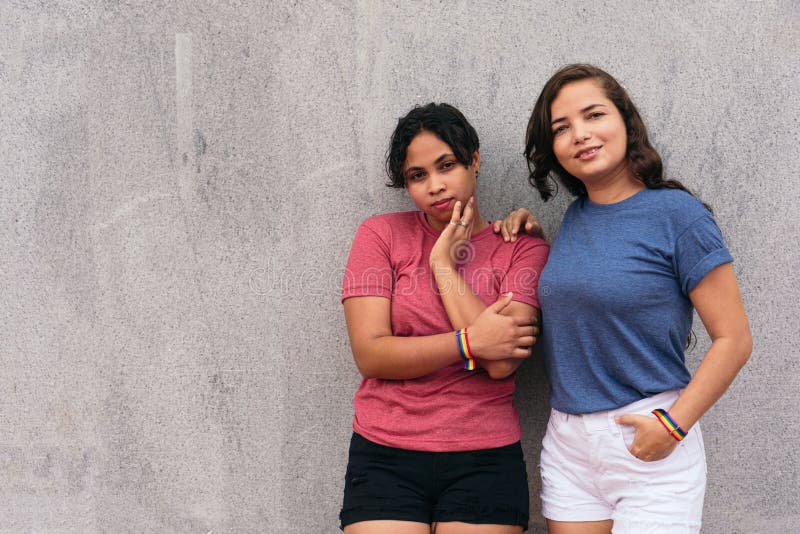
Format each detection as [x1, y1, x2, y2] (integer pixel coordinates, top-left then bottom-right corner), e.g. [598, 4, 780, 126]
[1, 1, 797, 532]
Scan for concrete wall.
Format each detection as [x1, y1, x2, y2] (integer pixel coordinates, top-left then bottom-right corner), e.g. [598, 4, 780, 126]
[1, 1, 797, 532]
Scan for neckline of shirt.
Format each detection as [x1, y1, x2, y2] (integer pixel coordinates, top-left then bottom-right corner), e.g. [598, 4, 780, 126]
[415, 210, 495, 241]
[581, 187, 652, 213]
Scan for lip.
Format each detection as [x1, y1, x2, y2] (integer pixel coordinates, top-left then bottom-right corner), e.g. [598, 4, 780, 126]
[431, 198, 454, 210]
[575, 145, 602, 160]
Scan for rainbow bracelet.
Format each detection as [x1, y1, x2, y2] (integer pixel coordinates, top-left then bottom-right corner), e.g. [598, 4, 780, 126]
[455, 328, 476, 371]
[652, 408, 687, 441]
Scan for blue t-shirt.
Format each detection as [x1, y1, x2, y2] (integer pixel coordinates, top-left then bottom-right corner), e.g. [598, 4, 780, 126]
[538, 188, 733, 414]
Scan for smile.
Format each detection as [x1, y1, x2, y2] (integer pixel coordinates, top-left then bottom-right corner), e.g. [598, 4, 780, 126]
[575, 146, 602, 160]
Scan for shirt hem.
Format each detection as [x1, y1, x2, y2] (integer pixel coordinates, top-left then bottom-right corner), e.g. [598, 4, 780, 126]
[353, 422, 521, 452]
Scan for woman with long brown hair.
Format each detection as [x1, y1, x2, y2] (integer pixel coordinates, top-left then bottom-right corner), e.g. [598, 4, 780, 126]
[496, 65, 751, 533]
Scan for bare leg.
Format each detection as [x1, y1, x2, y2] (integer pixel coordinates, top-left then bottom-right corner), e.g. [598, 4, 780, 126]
[434, 522, 522, 534]
[344, 520, 431, 534]
[546, 519, 613, 534]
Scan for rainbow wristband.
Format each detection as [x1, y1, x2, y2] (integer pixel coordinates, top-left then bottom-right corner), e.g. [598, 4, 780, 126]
[455, 328, 476, 371]
[652, 408, 687, 441]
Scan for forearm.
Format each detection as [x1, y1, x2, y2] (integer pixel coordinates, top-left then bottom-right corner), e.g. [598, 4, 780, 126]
[432, 265, 530, 379]
[432, 265, 485, 328]
[668, 336, 752, 430]
[352, 331, 462, 380]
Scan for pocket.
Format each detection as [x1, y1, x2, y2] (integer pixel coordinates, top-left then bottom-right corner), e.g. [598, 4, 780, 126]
[617, 418, 684, 465]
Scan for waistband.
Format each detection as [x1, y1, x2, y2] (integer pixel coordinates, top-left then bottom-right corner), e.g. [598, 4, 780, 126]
[550, 390, 681, 434]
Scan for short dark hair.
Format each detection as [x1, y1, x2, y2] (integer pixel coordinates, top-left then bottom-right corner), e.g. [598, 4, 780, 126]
[386, 103, 479, 188]
[525, 64, 707, 209]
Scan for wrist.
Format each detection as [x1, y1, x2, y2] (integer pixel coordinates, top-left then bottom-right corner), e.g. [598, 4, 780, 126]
[455, 328, 476, 371]
[430, 256, 455, 271]
[651, 408, 688, 442]
[663, 405, 696, 432]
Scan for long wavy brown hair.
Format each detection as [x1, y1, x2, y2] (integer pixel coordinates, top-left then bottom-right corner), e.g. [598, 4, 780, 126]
[525, 64, 707, 209]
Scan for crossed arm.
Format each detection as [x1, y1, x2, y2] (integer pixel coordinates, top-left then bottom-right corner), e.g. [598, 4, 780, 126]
[345, 199, 539, 381]
[344, 292, 534, 380]
[429, 198, 539, 379]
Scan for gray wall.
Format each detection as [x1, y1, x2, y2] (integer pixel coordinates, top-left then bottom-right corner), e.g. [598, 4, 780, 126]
[1, 1, 797, 532]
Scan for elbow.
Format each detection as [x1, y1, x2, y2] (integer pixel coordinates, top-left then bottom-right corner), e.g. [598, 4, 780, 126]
[353, 355, 378, 379]
[734, 322, 753, 367]
[358, 368, 379, 379]
[718, 330, 753, 370]
[487, 369, 514, 380]
[739, 331, 753, 366]
[485, 361, 517, 380]
[352, 347, 388, 379]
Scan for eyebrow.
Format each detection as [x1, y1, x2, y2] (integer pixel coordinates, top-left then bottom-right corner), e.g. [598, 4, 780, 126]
[551, 104, 607, 126]
[404, 153, 454, 176]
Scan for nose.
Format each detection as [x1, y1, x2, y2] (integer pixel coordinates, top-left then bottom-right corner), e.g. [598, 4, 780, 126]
[428, 171, 446, 194]
[572, 123, 591, 143]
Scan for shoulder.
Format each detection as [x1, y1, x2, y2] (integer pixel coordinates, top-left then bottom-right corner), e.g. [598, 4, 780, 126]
[646, 188, 705, 212]
[480, 230, 549, 270]
[509, 232, 550, 253]
[359, 211, 419, 235]
[565, 196, 586, 214]
[510, 233, 550, 271]
[642, 188, 712, 228]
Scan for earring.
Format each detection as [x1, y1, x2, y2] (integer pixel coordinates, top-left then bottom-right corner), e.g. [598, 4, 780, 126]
[475, 170, 480, 179]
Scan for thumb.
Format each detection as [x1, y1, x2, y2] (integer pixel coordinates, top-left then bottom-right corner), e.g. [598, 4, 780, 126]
[488, 292, 514, 313]
[615, 414, 646, 427]
[492, 220, 502, 233]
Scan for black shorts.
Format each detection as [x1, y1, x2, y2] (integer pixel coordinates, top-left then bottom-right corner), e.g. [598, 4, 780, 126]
[340, 433, 529, 530]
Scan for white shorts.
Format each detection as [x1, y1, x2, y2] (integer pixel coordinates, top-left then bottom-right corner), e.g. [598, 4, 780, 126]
[540, 390, 707, 534]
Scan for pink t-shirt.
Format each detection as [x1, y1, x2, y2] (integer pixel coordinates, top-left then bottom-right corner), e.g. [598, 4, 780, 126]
[342, 211, 549, 452]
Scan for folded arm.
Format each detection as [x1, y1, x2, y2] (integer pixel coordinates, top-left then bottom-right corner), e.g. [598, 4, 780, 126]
[345, 294, 535, 380]
[429, 198, 540, 379]
[431, 264, 538, 379]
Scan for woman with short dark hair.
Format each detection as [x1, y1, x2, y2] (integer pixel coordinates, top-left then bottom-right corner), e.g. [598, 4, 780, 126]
[340, 103, 549, 533]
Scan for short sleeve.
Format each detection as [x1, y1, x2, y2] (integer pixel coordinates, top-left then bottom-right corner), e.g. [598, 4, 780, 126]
[341, 222, 394, 301]
[500, 236, 550, 309]
[675, 212, 733, 295]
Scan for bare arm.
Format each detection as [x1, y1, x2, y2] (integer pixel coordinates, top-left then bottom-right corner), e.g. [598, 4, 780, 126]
[432, 262, 537, 330]
[431, 264, 537, 379]
[345, 294, 536, 380]
[344, 296, 460, 379]
[667, 262, 752, 428]
[617, 263, 752, 461]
